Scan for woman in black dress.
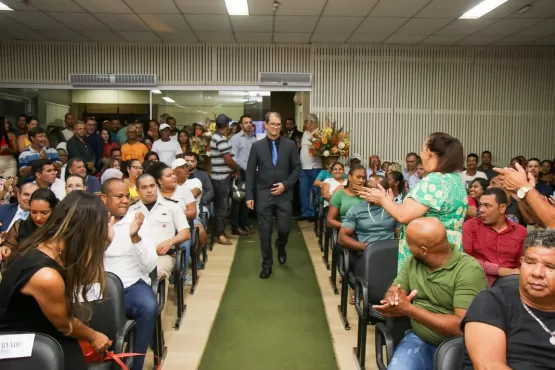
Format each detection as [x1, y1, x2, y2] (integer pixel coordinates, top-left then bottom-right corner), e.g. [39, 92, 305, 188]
[0, 191, 113, 370]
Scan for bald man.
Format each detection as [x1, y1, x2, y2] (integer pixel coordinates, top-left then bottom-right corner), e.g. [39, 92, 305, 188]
[373, 217, 487, 370]
[366, 154, 385, 178]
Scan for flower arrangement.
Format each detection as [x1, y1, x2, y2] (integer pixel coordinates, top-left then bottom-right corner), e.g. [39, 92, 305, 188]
[190, 119, 216, 156]
[309, 119, 350, 158]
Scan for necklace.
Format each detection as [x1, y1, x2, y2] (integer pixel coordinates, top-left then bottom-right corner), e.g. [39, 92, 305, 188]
[522, 301, 555, 345]
[367, 203, 384, 224]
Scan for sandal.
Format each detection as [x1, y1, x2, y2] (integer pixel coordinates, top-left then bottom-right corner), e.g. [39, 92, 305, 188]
[349, 289, 355, 305]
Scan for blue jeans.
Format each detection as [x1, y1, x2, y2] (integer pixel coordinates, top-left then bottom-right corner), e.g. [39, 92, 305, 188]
[123, 280, 158, 370]
[300, 169, 321, 217]
[388, 331, 437, 370]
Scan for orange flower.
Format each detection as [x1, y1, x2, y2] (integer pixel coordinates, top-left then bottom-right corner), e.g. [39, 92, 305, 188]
[345, 150, 349, 156]
[331, 147, 338, 154]
[321, 137, 328, 145]
[313, 141, 321, 149]
[311, 149, 318, 156]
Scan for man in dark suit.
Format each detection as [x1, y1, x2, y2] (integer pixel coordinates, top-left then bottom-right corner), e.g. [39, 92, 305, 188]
[0, 182, 38, 232]
[246, 112, 301, 279]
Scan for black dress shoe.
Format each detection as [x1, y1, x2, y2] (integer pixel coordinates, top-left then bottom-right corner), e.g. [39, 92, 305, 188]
[278, 249, 287, 265]
[259, 267, 272, 279]
[307, 216, 317, 223]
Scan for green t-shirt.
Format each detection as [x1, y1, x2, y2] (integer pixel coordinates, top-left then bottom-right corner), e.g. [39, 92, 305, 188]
[393, 249, 487, 346]
[398, 172, 468, 272]
[342, 203, 399, 245]
[330, 190, 364, 221]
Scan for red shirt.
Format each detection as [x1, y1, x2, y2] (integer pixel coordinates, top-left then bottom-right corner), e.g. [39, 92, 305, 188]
[463, 217, 526, 287]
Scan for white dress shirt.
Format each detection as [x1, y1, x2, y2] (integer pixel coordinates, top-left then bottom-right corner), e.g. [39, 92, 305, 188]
[104, 210, 157, 288]
[134, 197, 189, 246]
[180, 179, 203, 216]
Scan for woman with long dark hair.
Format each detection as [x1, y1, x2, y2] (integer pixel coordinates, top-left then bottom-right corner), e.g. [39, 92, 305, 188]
[0, 117, 18, 177]
[387, 170, 405, 204]
[326, 164, 367, 230]
[0, 191, 113, 369]
[0, 188, 59, 261]
[176, 129, 190, 157]
[361, 132, 468, 271]
[466, 178, 489, 219]
[101, 128, 119, 160]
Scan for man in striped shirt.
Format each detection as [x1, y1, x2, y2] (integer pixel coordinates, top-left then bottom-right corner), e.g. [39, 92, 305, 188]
[18, 126, 61, 183]
[210, 114, 239, 245]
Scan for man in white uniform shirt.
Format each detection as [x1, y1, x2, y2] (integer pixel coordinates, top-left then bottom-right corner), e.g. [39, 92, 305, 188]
[100, 178, 158, 370]
[299, 113, 322, 221]
[152, 123, 182, 166]
[135, 173, 190, 280]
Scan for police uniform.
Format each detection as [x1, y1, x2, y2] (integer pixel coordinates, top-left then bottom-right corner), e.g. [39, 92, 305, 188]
[130, 196, 189, 279]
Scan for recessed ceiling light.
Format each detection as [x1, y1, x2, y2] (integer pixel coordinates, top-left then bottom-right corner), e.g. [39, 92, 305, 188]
[518, 5, 532, 13]
[151, 90, 162, 94]
[460, 0, 507, 19]
[0, 2, 14, 11]
[162, 97, 175, 103]
[225, 0, 249, 15]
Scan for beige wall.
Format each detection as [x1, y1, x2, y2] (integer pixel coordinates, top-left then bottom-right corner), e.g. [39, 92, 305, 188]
[71, 90, 149, 104]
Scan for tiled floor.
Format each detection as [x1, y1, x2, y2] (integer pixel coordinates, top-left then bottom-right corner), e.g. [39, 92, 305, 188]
[157, 223, 377, 370]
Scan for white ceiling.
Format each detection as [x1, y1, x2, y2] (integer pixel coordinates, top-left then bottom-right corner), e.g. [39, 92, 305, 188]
[0, 0, 553, 46]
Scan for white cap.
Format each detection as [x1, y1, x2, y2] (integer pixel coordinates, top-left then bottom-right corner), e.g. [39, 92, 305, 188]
[101, 168, 123, 184]
[351, 153, 362, 161]
[159, 123, 171, 131]
[171, 158, 187, 170]
[56, 142, 67, 151]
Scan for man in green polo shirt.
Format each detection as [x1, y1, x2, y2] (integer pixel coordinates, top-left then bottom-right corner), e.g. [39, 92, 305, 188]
[373, 217, 487, 370]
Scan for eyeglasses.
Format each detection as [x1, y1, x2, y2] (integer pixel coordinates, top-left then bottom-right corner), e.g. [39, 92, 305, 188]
[268, 123, 282, 127]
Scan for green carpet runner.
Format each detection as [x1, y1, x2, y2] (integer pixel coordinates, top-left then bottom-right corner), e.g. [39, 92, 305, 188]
[198, 222, 339, 370]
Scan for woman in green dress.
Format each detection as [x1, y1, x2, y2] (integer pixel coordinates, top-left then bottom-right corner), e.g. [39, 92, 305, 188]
[360, 132, 468, 272]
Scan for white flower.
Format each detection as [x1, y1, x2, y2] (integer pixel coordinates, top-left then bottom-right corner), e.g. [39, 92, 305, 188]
[206, 151, 211, 157]
[337, 141, 345, 149]
[323, 150, 330, 157]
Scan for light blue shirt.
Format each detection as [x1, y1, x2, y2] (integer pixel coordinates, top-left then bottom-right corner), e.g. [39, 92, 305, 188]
[229, 131, 257, 171]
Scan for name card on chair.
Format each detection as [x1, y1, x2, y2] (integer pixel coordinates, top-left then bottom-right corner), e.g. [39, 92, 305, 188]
[0, 333, 35, 359]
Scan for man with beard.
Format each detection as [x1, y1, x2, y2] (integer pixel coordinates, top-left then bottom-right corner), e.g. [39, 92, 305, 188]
[373, 218, 487, 370]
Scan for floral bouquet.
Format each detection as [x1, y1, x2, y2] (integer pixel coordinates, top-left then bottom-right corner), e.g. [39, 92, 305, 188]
[191, 119, 216, 156]
[309, 119, 350, 158]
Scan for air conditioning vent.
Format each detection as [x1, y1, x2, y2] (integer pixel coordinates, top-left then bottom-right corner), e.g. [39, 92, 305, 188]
[70, 74, 157, 87]
[258, 72, 311, 87]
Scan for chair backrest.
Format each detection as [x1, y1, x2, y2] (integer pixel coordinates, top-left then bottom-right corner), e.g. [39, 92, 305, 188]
[88, 272, 127, 343]
[363, 239, 399, 304]
[492, 274, 519, 289]
[0, 333, 64, 370]
[434, 337, 464, 370]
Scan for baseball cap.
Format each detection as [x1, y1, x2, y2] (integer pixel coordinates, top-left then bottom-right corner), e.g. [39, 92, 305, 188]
[159, 123, 171, 131]
[216, 114, 231, 126]
[56, 142, 67, 152]
[171, 158, 187, 170]
[351, 153, 362, 161]
[101, 168, 123, 185]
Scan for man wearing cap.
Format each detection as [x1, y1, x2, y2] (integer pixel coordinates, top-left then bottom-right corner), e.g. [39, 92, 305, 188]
[229, 115, 257, 236]
[246, 112, 301, 279]
[210, 114, 239, 245]
[152, 123, 182, 167]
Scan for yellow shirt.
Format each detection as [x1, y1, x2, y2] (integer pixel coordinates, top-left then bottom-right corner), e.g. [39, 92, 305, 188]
[121, 142, 148, 163]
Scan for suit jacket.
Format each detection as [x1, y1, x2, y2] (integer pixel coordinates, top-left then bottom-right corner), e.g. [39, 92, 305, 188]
[0, 203, 18, 232]
[246, 137, 301, 203]
[286, 129, 303, 150]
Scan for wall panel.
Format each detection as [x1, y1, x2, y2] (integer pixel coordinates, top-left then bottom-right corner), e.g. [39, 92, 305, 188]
[1, 41, 554, 165]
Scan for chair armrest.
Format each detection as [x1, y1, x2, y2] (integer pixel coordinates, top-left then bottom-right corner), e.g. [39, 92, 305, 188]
[153, 276, 167, 312]
[354, 275, 369, 319]
[375, 322, 394, 370]
[114, 320, 136, 354]
[338, 247, 349, 277]
[175, 247, 184, 275]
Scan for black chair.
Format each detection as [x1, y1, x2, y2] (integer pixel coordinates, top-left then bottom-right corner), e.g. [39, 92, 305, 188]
[317, 200, 325, 251]
[87, 272, 136, 370]
[337, 245, 353, 330]
[312, 191, 319, 237]
[492, 274, 519, 289]
[0, 332, 64, 370]
[328, 229, 340, 295]
[374, 316, 412, 370]
[208, 203, 215, 251]
[353, 239, 399, 370]
[199, 199, 209, 266]
[189, 225, 201, 295]
[149, 268, 167, 367]
[434, 337, 464, 370]
[321, 207, 331, 269]
[173, 220, 194, 329]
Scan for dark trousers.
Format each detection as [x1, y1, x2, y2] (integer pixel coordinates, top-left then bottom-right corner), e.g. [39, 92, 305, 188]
[231, 170, 248, 230]
[212, 176, 232, 238]
[257, 199, 292, 268]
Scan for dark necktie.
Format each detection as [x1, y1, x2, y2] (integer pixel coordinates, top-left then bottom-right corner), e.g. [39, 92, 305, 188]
[272, 141, 278, 166]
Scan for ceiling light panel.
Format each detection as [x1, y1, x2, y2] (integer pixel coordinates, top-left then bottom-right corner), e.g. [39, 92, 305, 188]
[460, 0, 508, 19]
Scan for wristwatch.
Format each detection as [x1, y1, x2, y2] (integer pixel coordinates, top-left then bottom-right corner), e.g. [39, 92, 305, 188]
[517, 186, 533, 199]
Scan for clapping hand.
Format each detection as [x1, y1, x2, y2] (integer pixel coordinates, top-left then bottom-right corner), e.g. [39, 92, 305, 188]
[373, 284, 418, 317]
[494, 163, 531, 192]
[129, 212, 144, 239]
[358, 184, 391, 205]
